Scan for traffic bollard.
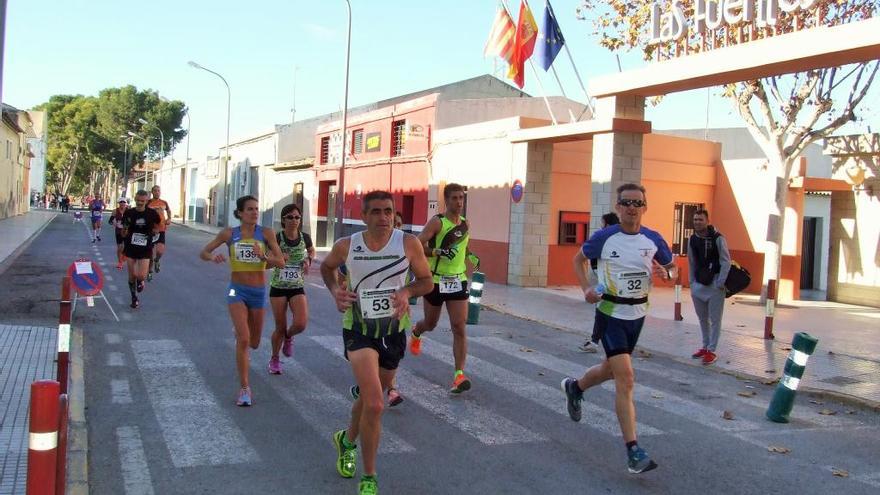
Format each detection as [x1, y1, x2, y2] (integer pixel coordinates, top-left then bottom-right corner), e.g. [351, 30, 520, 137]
[56, 394, 69, 495]
[466, 271, 485, 325]
[766, 332, 819, 423]
[27, 380, 60, 494]
[764, 279, 777, 340]
[58, 277, 72, 394]
[673, 272, 683, 321]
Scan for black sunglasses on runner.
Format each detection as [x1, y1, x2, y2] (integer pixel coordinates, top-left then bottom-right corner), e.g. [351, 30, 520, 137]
[617, 199, 647, 208]
[284, 215, 301, 220]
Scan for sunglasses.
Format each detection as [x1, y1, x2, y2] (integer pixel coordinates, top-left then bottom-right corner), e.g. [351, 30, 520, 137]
[617, 199, 647, 208]
[283, 215, 301, 220]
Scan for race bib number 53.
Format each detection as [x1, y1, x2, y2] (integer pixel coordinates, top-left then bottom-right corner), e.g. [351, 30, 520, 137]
[359, 287, 397, 319]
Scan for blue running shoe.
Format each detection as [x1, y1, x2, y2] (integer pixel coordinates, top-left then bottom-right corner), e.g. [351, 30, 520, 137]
[236, 387, 252, 407]
[627, 446, 658, 474]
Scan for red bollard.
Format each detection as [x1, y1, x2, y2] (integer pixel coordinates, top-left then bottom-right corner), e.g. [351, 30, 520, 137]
[58, 277, 72, 394]
[764, 279, 776, 340]
[27, 380, 60, 495]
[56, 394, 69, 495]
[673, 272, 683, 321]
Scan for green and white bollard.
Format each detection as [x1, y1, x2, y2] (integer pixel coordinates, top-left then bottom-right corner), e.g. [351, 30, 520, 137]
[466, 271, 485, 325]
[766, 332, 819, 423]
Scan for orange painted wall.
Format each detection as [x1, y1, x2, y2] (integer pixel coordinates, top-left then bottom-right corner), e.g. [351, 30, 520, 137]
[470, 239, 509, 284]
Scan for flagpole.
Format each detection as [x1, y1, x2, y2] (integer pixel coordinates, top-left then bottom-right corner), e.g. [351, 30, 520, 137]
[503, 0, 558, 126]
[550, 66, 576, 122]
[543, 0, 594, 118]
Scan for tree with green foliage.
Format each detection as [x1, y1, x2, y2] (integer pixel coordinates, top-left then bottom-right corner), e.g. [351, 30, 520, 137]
[577, 0, 879, 295]
[37, 86, 186, 197]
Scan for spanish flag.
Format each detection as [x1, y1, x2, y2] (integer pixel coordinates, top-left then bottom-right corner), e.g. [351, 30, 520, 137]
[508, 1, 538, 88]
[483, 8, 516, 64]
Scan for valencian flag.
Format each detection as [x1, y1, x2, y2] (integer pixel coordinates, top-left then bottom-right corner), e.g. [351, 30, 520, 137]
[535, 0, 565, 71]
[508, 0, 538, 88]
[483, 7, 517, 65]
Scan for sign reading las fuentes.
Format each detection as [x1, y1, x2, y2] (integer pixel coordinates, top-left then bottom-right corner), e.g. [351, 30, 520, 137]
[651, 0, 822, 45]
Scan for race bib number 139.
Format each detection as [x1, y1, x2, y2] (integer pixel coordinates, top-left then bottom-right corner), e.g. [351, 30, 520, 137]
[234, 244, 260, 263]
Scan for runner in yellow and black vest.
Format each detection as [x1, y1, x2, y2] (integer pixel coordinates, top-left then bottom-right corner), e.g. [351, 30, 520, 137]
[409, 183, 480, 394]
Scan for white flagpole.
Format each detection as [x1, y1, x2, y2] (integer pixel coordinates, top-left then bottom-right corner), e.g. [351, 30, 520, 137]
[562, 43, 595, 117]
[550, 65, 576, 122]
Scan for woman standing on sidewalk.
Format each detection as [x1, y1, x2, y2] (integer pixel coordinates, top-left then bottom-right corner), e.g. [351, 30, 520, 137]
[200, 195, 284, 406]
[267, 204, 314, 375]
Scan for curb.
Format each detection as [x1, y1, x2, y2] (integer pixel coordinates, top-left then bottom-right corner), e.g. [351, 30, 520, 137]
[66, 326, 89, 494]
[481, 301, 880, 411]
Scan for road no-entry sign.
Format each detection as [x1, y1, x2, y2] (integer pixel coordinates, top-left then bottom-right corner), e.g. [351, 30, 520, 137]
[67, 258, 104, 297]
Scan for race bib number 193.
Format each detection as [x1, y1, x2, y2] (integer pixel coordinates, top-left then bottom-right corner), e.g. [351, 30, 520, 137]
[279, 267, 301, 282]
[359, 287, 397, 319]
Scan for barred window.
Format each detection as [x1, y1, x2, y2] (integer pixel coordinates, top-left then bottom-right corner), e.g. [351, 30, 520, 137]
[320, 136, 330, 164]
[672, 202, 704, 255]
[392, 120, 406, 157]
[352, 129, 364, 154]
[558, 211, 590, 246]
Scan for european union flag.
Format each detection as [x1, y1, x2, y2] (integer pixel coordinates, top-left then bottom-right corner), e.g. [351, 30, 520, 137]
[536, 0, 565, 71]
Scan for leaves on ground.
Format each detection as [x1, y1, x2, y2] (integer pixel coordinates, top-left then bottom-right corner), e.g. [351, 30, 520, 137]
[737, 391, 757, 397]
[780, 346, 792, 351]
[636, 349, 653, 358]
[519, 347, 533, 352]
[722, 410, 735, 420]
[809, 400, 824, 405]
[831, 468, 849, 477]
[763, 378, 780, 385]
[537, 371, 545, 376]
[818, 409, 837, 416]
[651, 392, 664, 399]
[768, 445, 791, 454]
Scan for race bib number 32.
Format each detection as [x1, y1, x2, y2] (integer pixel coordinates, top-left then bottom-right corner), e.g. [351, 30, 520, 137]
[439, 276, 462, 294]
[359, 287, 397, 319]
[616, 271, 650, 297]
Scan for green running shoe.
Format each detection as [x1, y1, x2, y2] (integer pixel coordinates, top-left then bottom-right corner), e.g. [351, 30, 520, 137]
[358, 475, 378, 495]
[332, 429, 357, 478]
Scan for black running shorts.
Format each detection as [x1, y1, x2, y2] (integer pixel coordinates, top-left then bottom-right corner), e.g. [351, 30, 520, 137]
[592, 310, 645, 358]
[423, 281, 469, 306]
[342, 329, 406, 370]
[269, 287, 306, 300]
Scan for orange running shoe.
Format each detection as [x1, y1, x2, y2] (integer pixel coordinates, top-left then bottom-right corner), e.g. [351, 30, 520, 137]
[450, 373, 471, 394]
[409, 334, 422, 356]
[116, 262, 123, 270]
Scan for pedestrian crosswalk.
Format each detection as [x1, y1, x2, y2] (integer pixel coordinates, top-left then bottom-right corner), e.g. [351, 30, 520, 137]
[101, 330, 877, 493]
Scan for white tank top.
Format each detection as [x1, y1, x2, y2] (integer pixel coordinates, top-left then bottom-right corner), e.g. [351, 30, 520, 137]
[344, 229, 411, 337]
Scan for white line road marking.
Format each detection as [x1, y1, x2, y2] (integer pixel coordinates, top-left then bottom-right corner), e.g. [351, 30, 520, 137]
[108, 352, 125, 366]
[111, 379, 133, 404]
[308, 282, 325, 290]
[419, 340, 662, 437]
[116, 426, 155, 495]
[106, 333, 122, 344]
[247, 340, 415, 453]
[311, 335, 545, 446]
[132, 339, 259, 467]
[474, 337, 763, 433]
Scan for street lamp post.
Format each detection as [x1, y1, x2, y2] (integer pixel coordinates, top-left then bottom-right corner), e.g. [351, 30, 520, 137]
[334, 0, 352, 241]
[119, 134, 131, 198]
[188, 60, 231, 227]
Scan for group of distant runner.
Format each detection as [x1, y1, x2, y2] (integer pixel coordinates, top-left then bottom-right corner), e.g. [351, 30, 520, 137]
[81, 186, 171, 309]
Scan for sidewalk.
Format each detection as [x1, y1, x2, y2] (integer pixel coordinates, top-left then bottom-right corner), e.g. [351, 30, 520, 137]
[481, 282, 880, 408]
[0, 209, 58, 272]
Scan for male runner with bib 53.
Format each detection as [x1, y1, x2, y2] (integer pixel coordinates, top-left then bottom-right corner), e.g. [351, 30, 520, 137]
[320, 190, 432, 495]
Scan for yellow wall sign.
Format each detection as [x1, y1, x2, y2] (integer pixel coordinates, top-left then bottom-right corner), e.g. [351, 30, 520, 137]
[366, 133, 381, 152]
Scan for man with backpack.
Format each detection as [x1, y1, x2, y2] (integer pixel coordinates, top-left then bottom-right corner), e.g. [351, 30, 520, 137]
[688, 209, 731, 365]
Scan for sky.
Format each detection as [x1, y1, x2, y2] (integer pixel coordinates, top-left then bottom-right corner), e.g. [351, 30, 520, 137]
[4, 0, 878, 163]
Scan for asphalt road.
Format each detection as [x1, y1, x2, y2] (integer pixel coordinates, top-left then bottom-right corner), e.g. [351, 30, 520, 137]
[1, 214, 879, 494]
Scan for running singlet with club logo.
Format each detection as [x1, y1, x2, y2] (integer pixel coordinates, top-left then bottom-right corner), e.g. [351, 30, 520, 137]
[270, 231, 312, 289]
[226, 226, 267, 272]
[90, 200, 104, 220]
[122, 208, 160, 249]
[581, 225, 673, 320]
[427, 214, 469, 287]
[344, 229, 410, 338]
